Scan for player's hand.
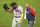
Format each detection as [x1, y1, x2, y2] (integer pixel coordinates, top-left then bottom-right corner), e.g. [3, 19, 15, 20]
[3, 4, 9, 11]
[34, 21, 36, 24]
[18, 20, 21, 24]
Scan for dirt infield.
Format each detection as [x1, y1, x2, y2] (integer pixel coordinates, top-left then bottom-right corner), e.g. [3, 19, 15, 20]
[0, 26, 8, 27]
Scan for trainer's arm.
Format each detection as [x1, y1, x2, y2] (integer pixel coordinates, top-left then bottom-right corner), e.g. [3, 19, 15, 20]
[34, 15, 36, 24]
[33, 9, 36, 21]
[33, 9, 36, 24]
[7, 9, 13, 13]
[24, 9, 26, 19]
[34, 15, 36, 21]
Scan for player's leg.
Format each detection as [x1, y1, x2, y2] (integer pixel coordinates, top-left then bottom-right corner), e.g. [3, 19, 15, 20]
[18, 23, 21, 27]
[17, 18, 22, 27]
[28, 21, 33, 27]
[12, 18, 16, 27]
[16, 17, 22, 27]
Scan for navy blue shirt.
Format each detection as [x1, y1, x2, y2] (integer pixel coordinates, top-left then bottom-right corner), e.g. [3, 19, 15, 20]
[26, 9, 34, 21]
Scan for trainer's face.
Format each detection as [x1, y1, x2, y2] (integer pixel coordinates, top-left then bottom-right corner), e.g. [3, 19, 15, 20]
[25, 4, 29, 8]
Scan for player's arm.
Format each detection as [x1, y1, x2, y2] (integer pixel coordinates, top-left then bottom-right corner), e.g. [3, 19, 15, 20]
[18, 7, 23, 23]
[8, 8, 14, 13]
[4, 9, 13, 13]
[19, 10, 23, 23]
[20, 10, 23, 20]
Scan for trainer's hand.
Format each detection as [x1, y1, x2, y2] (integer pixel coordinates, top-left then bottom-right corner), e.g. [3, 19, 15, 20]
[24, 17, 26, 19]
[24, 16, 26, 19]
[34, 21, 36, 24]
[18, 20, 21, 24]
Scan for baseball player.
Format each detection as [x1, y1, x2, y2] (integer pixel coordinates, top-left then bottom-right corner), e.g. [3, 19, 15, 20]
[3, 2, 23, 27]
[11, 2, 23, 27]
[24, 3, 36, 27]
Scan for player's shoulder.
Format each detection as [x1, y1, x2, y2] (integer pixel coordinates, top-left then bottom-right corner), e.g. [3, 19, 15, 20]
[18, 5, 23, 10]
[18, 5, 23, 8]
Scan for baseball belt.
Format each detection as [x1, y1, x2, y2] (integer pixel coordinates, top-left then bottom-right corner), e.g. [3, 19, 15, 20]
[15, 16, 21, 18]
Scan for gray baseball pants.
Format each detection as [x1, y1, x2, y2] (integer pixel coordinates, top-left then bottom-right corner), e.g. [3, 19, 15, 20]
[28, 21, 34, 27]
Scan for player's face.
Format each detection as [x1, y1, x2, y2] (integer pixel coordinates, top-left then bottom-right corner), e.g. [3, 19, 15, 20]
[13, 5, 17, 9]
[13, 5, 17, 8]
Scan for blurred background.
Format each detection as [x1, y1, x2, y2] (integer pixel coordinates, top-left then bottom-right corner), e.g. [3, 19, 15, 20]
[0, 0, 40, 27]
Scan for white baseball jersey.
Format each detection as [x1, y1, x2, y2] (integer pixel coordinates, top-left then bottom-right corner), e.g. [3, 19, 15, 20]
[12, 5, 23, 17]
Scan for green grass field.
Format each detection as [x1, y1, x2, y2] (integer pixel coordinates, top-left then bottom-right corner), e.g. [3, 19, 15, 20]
[0, 0, 40, 27]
